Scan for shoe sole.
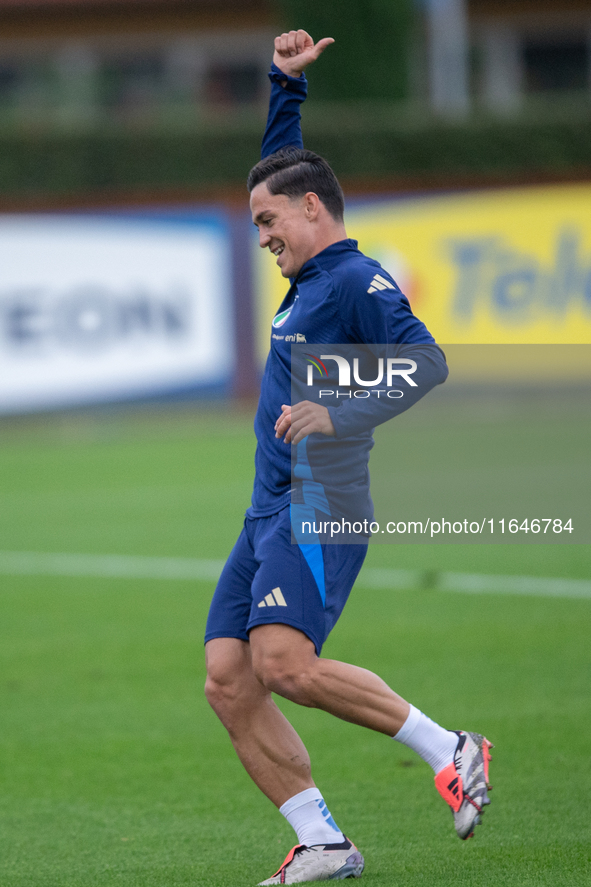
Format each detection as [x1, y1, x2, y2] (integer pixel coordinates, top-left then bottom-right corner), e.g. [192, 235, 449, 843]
[328, 851, 365, 879]
[460, 735, 494, 840]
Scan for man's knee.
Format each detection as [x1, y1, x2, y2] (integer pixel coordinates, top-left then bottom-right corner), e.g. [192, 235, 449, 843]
[250, 626, 318, 705]
[205, 637, 270, 727]
[205, 638, 251, 715]
[253, 657, 315, 703]
[204, 667, 235, 714]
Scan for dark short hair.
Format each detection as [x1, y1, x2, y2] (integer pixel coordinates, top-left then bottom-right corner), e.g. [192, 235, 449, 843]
[247, 147, 345, 222]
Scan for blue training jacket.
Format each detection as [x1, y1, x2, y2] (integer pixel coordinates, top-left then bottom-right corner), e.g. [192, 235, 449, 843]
[247, 64, 448, 522]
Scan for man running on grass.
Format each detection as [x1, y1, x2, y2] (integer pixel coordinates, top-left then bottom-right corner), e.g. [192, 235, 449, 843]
[204, 29, 493, 885]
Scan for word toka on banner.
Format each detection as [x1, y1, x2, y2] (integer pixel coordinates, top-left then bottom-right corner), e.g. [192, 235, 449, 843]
[255, 183, 591, 366]
[0, 213, 233, 413]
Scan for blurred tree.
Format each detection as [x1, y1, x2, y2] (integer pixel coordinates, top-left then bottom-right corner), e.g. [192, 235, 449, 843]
[276, 0, 414, 101]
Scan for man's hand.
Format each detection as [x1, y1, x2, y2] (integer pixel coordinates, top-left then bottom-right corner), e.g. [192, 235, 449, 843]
[275, 402, 335, 446]
[273, 30, 334, 79]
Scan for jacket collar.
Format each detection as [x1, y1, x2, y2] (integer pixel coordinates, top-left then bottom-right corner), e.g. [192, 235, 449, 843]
[294, 239, 359, 283]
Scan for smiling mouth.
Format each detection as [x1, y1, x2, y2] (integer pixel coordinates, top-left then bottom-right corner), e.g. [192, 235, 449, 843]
[271, 245, 284, 258]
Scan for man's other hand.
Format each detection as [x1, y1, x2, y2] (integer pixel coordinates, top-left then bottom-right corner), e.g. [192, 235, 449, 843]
[273, 30, 334, 79]
[274, 402, 335, 446]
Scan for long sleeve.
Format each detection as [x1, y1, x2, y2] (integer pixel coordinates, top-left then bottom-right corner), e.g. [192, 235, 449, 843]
[261, 64, 308, 159]
[315, 265, 448, 438]
[324, 343, 448, 439]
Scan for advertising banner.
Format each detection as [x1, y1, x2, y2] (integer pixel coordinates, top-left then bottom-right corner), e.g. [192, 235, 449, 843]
[0, 213, 233, 413]
[255, 183, 591, 366]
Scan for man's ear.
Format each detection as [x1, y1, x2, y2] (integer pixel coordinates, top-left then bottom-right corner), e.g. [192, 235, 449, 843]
[304, 192, 321, 221]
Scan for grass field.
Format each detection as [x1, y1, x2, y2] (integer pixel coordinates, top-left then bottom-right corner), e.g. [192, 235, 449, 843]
[1, 401, 590, 886]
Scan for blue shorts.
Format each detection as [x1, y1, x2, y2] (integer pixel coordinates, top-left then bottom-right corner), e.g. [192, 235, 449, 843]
[204, 505, 367, 655]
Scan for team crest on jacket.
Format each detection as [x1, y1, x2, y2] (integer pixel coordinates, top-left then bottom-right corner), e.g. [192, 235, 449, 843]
[272, 307, 292, 328]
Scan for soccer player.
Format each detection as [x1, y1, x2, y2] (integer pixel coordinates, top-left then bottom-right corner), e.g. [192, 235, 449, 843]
[204, 30, 493, 885]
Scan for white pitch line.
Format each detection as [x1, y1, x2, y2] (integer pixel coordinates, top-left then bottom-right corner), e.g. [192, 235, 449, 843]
[0, 551, 589, 600]
[441, 571, 591, 598]
[359, 568, 591, 599]
[0, 551, 224, 582]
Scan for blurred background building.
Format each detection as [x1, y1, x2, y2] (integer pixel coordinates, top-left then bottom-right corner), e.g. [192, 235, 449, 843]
[0, 0, 276, 135]
[0, 0, 590, 413]
[0, 0, 589, 202]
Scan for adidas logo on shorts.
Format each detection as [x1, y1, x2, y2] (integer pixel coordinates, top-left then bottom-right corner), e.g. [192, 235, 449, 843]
[258, 587, 287, 608]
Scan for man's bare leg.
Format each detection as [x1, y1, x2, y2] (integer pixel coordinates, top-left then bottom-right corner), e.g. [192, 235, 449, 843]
[205, 626, 413, 809]
[204, 629, 401, 866]
[246, 625, 468, 828]
[204, 624, 486, 872]
[205, 637, 314, 807]
[249, 623, 411, 733]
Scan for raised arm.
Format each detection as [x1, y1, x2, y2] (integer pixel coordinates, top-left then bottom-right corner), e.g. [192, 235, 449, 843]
[261, 29, 334, 159]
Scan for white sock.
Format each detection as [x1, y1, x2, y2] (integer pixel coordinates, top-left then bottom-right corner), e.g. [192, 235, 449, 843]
[393, 704, 458, 774]
[279, 787, 344, 847]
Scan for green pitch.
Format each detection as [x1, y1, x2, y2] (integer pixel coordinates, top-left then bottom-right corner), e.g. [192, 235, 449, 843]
[0, 401, 589, 886]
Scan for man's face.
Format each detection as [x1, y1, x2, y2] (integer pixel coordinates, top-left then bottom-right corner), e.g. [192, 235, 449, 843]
[250, 182, 318, 278]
